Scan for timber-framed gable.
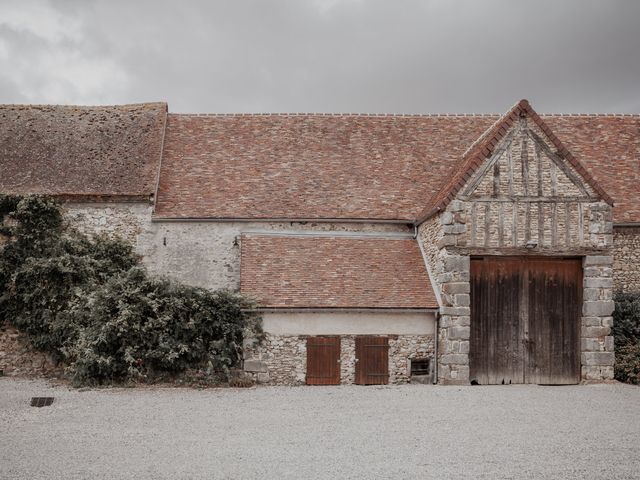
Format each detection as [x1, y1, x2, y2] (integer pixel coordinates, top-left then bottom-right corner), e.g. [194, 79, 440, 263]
[417, 99, 616, 385]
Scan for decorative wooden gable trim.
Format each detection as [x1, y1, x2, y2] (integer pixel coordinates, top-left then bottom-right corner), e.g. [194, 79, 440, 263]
[415, 99, 614, 225]
[460, 115, 597, 202]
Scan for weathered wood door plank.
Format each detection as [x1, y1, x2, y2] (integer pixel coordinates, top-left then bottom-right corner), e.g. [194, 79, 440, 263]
[306, 336, 341, 385]
[355, 336, 389, 385]
[470, 257, 581, 385]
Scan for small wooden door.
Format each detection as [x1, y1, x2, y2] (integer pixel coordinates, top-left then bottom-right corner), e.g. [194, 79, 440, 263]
[355, 336, 389, 385]
[470, 257, 581, 385]
[306, 336, 341, 385]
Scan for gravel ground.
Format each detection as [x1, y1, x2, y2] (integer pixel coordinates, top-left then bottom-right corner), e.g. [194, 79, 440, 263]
[1, 379, 639, 479]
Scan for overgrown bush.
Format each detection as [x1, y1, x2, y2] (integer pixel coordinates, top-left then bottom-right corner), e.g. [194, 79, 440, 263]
[0, 195, 260, 386]
[613, 292, 640, 384]
[67, 268, 250, 385]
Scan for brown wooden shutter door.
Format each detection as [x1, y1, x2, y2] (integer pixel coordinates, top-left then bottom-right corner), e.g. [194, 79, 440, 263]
[355, 336, 389, 385]
[306, 336, 341, 385]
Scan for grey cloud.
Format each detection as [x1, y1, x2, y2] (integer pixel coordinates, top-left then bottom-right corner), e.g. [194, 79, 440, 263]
[1, 0, 639, 113]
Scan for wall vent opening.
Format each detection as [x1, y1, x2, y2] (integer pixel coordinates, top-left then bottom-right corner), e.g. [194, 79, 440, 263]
[410, 358, 431, 376]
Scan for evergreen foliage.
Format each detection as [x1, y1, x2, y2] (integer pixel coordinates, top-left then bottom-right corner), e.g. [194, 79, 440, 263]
[0, 195, 260, 386]
[613, 292, 640, 384]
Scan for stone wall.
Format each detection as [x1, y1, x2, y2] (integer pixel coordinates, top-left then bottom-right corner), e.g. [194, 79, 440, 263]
[64, 203, 153, 245]
[613, 226, 640, 293]
[139, 221, 410, 292]
[0, 325, 62, 378]
[65, 202, 411, 293]
[243, 335, 307, 385]
[581, 255, 615, 381]
[244, 334, 434, 385]
[389, 335, 435, 383]
[417, 205, 471, 384]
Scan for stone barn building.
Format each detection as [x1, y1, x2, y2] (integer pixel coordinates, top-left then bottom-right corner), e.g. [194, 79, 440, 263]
[1, 99, 639, 385]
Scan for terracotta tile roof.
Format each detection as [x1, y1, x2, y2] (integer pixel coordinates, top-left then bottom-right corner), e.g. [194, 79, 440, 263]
[0, 103, 167, 200]
[416, 100, 616, 223]
[544, 115, 640, 224]
[240, 235, 438, 309]
[154, 113, 495, 220]
[154, 109, 640, 223]
[4, 101, 638, 222]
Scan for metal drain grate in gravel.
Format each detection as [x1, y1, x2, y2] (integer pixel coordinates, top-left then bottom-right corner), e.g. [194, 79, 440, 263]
[30, 397, 54, 407]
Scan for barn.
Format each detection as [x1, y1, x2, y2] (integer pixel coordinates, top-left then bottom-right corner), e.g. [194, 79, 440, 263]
[1, 99, 638, 385]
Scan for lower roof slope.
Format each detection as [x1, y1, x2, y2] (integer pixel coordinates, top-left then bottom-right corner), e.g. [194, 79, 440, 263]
[0, 103, 167, 199]
[240, 234, 438, 309]
[154, 111, 640, 223]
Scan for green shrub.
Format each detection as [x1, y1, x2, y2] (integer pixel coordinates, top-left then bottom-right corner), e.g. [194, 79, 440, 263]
[613, 292, 640, 384]
[614, 342, 640, 385]
[0, 196, 139, 360]
[0, 194, 260, 386]
[612, 292, 640, 345]
[67, 268, 256, 385]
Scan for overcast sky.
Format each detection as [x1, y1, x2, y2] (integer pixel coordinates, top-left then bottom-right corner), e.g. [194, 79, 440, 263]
[1, 0, 639, 114]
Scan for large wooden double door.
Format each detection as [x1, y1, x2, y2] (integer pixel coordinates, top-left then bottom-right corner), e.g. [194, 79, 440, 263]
[469, 257, 582, 385]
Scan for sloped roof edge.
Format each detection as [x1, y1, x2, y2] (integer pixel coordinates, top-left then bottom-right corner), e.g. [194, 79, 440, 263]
[415, 99, 615, 225]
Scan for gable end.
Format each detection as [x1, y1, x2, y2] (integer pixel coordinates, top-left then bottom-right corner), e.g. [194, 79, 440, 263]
[416, 99, 614, 225]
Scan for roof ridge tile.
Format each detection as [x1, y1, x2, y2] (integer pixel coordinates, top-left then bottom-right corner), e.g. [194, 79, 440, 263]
[169, 112, 503, 118]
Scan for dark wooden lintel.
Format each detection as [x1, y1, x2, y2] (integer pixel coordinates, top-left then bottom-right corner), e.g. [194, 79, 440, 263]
[450, 246, 609, 257]
[461, 196, 595, 203]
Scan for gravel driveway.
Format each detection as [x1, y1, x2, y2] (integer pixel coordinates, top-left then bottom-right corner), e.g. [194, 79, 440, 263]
[1, 378, 639, 479]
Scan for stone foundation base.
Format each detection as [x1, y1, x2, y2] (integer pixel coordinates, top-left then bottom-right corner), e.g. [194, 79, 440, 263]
[582, 365, 615, 382]
[0, 325, 62, 377]
[244, 334, 435, 386]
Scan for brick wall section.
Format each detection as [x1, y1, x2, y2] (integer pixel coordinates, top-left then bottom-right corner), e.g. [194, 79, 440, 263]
[613, 227, 640, 293]
[244, 334, 434, 385]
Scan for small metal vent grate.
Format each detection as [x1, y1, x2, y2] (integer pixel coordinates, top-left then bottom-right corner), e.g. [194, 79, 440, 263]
[410, 358, 431, 376]
[30, 397, 54, 407]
